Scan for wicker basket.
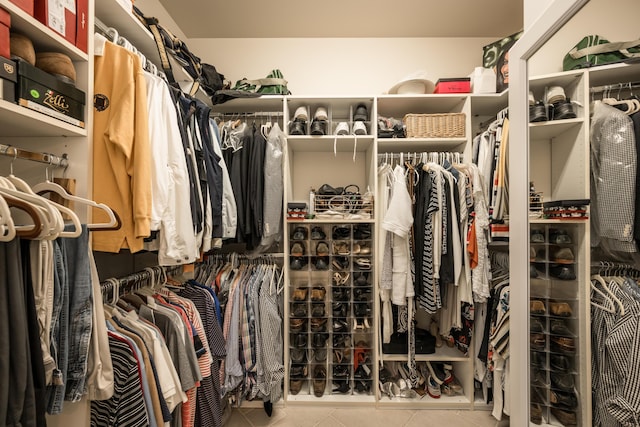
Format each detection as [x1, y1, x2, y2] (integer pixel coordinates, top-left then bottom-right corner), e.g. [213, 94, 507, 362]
[403, 113, 465, 138]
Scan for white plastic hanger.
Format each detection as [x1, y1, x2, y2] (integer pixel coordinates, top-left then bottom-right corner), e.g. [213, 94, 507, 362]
[591, 274, 624, 315]
[0, 195, 16, 241]
[0, 177, 60, 239]
[32, 178, 120, 231]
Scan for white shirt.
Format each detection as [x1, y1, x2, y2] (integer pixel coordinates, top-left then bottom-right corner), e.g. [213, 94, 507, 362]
[143, 72, 198, 265]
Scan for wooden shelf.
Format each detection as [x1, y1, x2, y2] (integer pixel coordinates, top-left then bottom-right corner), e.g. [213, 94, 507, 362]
[0, 0, 87, 61]
[0, 99, 87, 137]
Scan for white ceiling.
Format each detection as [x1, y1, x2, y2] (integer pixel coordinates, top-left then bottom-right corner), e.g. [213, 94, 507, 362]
[157, 0, 523, 39]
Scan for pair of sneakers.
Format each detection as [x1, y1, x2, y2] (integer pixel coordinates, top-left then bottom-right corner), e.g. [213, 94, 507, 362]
[335, 121, 367, 136]
[292, 106, 329, 135]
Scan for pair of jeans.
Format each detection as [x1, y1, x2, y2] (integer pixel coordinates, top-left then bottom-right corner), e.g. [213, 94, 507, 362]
[47, 225, 93, 412]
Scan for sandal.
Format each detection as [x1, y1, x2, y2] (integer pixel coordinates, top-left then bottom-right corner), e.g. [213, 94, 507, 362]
[355, 258, 371, 270]
[333, 271, 350, 285]
[333, 241, 350, 255]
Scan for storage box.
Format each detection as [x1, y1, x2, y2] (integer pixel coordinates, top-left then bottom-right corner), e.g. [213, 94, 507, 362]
[0, 6, 10, 59]
[75, 0, 87, 53]
[403, 113, 466, 138]
[16, 59, 85, 127]
[0, 56, 17, 102]
[434, 78, 471, 94]
[9, 0, 34, 16]
[34, 0, 76, 45]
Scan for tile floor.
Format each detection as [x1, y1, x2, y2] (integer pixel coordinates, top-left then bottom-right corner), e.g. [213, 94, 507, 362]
[226, 406, 511, 427]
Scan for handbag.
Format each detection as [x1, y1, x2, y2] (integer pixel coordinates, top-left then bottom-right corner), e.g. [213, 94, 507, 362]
[212, 69, 291, 105]
[563, 35, 640, 71]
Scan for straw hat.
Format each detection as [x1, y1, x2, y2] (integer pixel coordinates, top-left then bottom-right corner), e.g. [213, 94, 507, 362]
[10, 33, 36, 65]
[36, 52, 77, 84]
[387, 71, 435, 94]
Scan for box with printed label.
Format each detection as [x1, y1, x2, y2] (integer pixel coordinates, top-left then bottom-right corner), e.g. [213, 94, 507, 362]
[16, 59, 85, 127]
[0, 57, 17, 103]
[34, 0, 76, 45]
[9, 0, 35, 16]
[0, 6, 10, 59]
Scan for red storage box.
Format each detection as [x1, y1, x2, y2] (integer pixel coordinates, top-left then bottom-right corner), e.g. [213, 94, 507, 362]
[0, 7, 10, 59]
[75, 0, 87, 53]
[434, 78, 471, 94]
[34, 0, 75, 45]
[9, 0, 34, 16]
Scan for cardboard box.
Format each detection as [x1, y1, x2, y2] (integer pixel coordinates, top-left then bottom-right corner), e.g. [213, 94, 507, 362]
[0, 6, 10, 59]
[16, 59, 85, 127]
[75, 0, 87, 53]
[434, 78, 471, 94]
[9, 0, 34, 16]
[0, 56, 17, 102]
[34, 0, 76, 45]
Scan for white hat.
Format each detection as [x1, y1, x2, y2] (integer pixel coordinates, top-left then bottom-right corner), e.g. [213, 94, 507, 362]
[387, 71, 435, 94]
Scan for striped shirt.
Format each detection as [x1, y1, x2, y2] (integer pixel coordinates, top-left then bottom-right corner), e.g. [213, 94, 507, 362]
[91, 333, 150, 427]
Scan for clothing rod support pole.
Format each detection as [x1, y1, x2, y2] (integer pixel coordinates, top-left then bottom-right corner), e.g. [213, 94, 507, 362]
[0, 144, 69, 168]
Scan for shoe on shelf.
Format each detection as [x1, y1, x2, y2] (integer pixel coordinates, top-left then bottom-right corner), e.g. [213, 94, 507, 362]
[290, 318, 306, 332]
[310, 317, 327, 332]
[550, 408, 577, 426]
[335, 121, 349, 135]
[311, 303, 326, 318]
[550, 389, 578, 409]
[314, 257, 329, 271]
[289, 121, 306, 135]
[290, 257, 306, 271]
[292, 287, 308, 301]
[549, 264, 576, 280]
[310, 226, 326, 240]
[530, 299, 546, 315]
[353, 104, 368, 121]
[294, 106, 309, 122]
[530, 318, 545, 333]
[551, 336, 576, 354]
[550, 354, 571, 372]
[290, 348, 306, 363]
[552, 247, 575, 264]
[290, 379, 304, 395]
[530, 333, 546, 350]
[310, 119, 327, 135]
[550, 372, 575, 391]
[426, 375, 441, 399]
[530, 264, 539, 278]
[550, 319, 573, 336]
[313, 365, 327, 397]
[292, 226, 308, 240]
[310, 286, 326, 301]
[314, 106, 328, 121]
[316, 241, 330, 256]
[550, 302, 573, 317]
[549, 228, 572, 244]
[529, 101, 548, 122]
[531, 229, 545, 243]
[552, 99, 577, 120]
[545, 85, 567, 105]
[352, 121, 367, 135]
[531, 403, 543, 425]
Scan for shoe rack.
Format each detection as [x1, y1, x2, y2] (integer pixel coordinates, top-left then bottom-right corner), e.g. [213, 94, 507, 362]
[283, 96, 377, 403]
[527, 70, 591, 426]
[287, 222, 375, 401]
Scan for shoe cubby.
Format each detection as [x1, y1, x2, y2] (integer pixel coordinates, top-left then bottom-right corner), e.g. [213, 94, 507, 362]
[286, 220, 375, 400]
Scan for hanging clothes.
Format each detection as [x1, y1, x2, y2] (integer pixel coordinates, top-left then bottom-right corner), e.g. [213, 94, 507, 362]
[92, 35, 152, 253]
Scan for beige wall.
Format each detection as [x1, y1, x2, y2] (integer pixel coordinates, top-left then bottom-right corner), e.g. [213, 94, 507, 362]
[188, 37, 498, 96]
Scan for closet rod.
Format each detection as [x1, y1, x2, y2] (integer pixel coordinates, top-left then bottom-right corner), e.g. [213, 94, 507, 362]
[211, 112, 284, 118]
[0, 144, 68, 168]
[101, 264, 185, 293]
[590, 81, 640, 94]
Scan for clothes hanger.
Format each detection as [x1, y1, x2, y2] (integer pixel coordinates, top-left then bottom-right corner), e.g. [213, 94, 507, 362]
[4, 157, 81, 238]
[1, 193, 47, 239]
[0, 195, 16, 241]
[0, 177, 60, 239]
[32, 174, 121, 231]
[590, 274, 623, 315]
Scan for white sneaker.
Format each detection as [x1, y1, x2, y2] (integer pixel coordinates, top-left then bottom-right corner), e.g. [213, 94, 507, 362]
[352, 121, 367, 135]
[335, 122, 349, 135]
[546, 86, 566, 105]
[294, 106, 308, 122]
[314, 106, 328, 121]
